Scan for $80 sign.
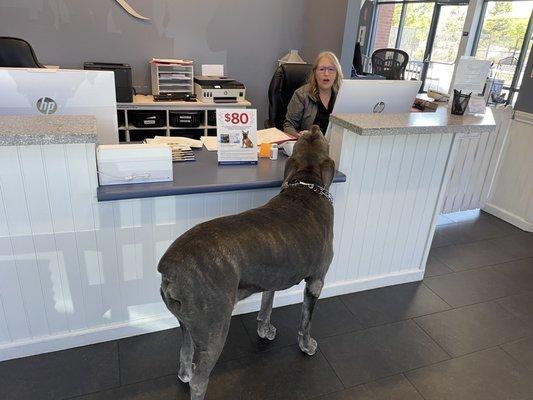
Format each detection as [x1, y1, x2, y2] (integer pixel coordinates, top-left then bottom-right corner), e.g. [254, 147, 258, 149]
[222, 111, 250, 125]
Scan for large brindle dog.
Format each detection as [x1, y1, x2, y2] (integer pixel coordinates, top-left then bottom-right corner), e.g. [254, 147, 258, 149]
[158, 126, 335, 400]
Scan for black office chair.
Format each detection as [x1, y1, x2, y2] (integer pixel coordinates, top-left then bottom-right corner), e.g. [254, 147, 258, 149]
[265, 63, 313, 129]
[0, 36, 44, 68]
[371, 48, 409, 80]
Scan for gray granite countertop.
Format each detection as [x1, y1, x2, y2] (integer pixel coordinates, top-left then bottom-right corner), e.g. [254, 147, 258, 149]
[0, 115, 97, 146]
[330, 106, 495, 136]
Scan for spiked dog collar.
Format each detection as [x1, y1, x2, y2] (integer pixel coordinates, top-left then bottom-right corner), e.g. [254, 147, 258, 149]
[281, 181, 334, 205]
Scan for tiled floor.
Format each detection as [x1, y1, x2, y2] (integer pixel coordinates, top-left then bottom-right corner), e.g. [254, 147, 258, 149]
[1, 210, 533, 400]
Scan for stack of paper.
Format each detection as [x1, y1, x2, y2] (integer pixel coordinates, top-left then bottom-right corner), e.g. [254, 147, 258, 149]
[149, 58, 193, 65]
[146, 136, 202, 148]
[257, 128, 294, 145]
[200, 136, 218, 151]
[171, 147, 195, 162]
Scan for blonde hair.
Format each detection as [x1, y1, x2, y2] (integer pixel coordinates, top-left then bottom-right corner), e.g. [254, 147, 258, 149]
[307, 51, 344, 101]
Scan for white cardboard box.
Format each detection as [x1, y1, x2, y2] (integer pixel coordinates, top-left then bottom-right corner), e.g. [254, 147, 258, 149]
[97, 144, 173, 185]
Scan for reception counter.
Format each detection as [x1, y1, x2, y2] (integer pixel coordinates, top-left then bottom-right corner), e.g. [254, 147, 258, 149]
[327, 107, 495, 296]
[97, 149, 346, 201]
[0, 115, 346, 361]
[0, 109, 494, 361]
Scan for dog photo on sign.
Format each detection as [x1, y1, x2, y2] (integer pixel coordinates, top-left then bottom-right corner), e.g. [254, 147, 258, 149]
[241, 130, 254, 148]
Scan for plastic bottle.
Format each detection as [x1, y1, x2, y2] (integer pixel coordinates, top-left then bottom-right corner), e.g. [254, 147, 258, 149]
[269, 143, 278, 160]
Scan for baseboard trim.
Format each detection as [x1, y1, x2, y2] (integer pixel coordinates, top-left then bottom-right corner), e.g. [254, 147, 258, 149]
[483, 203, 533, 232]
[0, 269, 424, 362]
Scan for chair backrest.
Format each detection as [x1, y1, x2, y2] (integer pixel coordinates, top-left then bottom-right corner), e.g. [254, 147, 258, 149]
[0, 37, 44, 68]
[267, 63, 313, 129]
[371, 48, 409, 80]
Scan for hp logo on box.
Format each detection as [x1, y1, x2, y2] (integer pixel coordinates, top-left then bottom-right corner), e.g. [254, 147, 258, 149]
[36, 97, 58, 115]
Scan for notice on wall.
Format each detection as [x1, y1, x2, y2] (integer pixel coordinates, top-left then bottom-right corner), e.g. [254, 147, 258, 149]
[202, 64, 224, 76]
[216, 109, 258, 165]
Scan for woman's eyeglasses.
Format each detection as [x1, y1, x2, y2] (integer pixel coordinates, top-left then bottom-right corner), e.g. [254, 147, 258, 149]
[317, 66, 336, 74]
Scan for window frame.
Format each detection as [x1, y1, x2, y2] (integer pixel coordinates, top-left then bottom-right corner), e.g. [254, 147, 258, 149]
[470, 0, 533, 104]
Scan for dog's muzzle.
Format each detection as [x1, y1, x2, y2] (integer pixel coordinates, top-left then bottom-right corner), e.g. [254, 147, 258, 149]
[281, 181, 334, 205]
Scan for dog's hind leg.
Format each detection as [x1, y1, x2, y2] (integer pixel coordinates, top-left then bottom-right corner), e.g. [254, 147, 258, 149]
[298, 278, 324, 356]
[257, 291, 277, 340]
[188, 310, 232, 400]
[178, 322, 194, 383]
[160, 283, 195, 383]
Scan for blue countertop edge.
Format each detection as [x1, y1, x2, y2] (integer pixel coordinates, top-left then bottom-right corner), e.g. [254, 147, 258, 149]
[97, 172, 347, 202]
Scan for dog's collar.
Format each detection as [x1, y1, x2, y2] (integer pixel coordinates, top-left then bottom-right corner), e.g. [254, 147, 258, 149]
[281, 181, 334, 205]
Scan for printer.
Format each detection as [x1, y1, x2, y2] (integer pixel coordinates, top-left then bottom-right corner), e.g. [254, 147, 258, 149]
[194, 76, 245, 103]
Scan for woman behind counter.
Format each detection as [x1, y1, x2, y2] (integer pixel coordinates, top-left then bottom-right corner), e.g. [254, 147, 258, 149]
[284, 51, 343, 137]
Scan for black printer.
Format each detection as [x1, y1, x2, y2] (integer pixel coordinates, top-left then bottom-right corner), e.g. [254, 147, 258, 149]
[84, 62, 133, 103]
[193, 76, 246, 103]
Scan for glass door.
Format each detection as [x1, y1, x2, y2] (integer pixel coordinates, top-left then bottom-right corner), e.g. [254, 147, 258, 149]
[420, 3, 469, 92]
[397, 2, 436, 70]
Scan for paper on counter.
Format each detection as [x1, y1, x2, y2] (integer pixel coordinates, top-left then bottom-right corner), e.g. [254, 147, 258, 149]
[452, 57, 491, 94]
[149, 58, 193, 65]
[146, 135, 202, 148]
[257, 127, 294, 145]
[200, 136, 218, 151]
[201, 64, 224, 76]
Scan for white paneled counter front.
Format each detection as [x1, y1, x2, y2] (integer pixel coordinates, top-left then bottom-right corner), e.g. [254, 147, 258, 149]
[0, 110, 494, 361]
[327, 107, 495, 292]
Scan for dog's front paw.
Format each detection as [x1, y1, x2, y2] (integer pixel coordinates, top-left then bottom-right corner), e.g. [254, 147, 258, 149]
[257, 321, 277, 340]
[298, 335, 317, 356]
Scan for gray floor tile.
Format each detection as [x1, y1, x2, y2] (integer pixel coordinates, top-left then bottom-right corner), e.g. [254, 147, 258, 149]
[487, 258, 533, 291]
[498, 292, 533, 323]
[414, 301, 533, 357]
[0, 341, 119, 400]
[489, 232, 533, 259]
[480, 211, 526, 235]
[118, 328, 180, 385]
[241, 297, 364, 353]
[79, 346, 342, 400]
[206, 346, 343, 400]
[311, 374, 423, 400]
[443, 209, 483, 223]
[437, 214, 456, 225]
[424, 253, 453, 277]
[502, 336, 533, 371]
[431, 227, 454, 248]
[431, 240, 518, 272]
[423, 268, 525, 307]
[406, 347, 533, 400]
[118, 317, 255, 385]
[319, 320, 449, 387]
[436, 219, 513, 245]
[71, 374, 186, 400]
[340, 282, 450, 328]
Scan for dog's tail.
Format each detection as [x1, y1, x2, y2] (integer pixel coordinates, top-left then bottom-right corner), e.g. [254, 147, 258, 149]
[158, 255, 191, 317]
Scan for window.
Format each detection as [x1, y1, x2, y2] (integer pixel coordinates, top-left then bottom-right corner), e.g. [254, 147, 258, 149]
[368, 0, 467, 92]
[373, 3, 402, 50]
[473, 0, 533, 104]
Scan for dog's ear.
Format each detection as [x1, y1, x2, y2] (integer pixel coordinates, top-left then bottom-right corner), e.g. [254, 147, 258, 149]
[320, 157, 335, 190]
[283, 157, 299, 184]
